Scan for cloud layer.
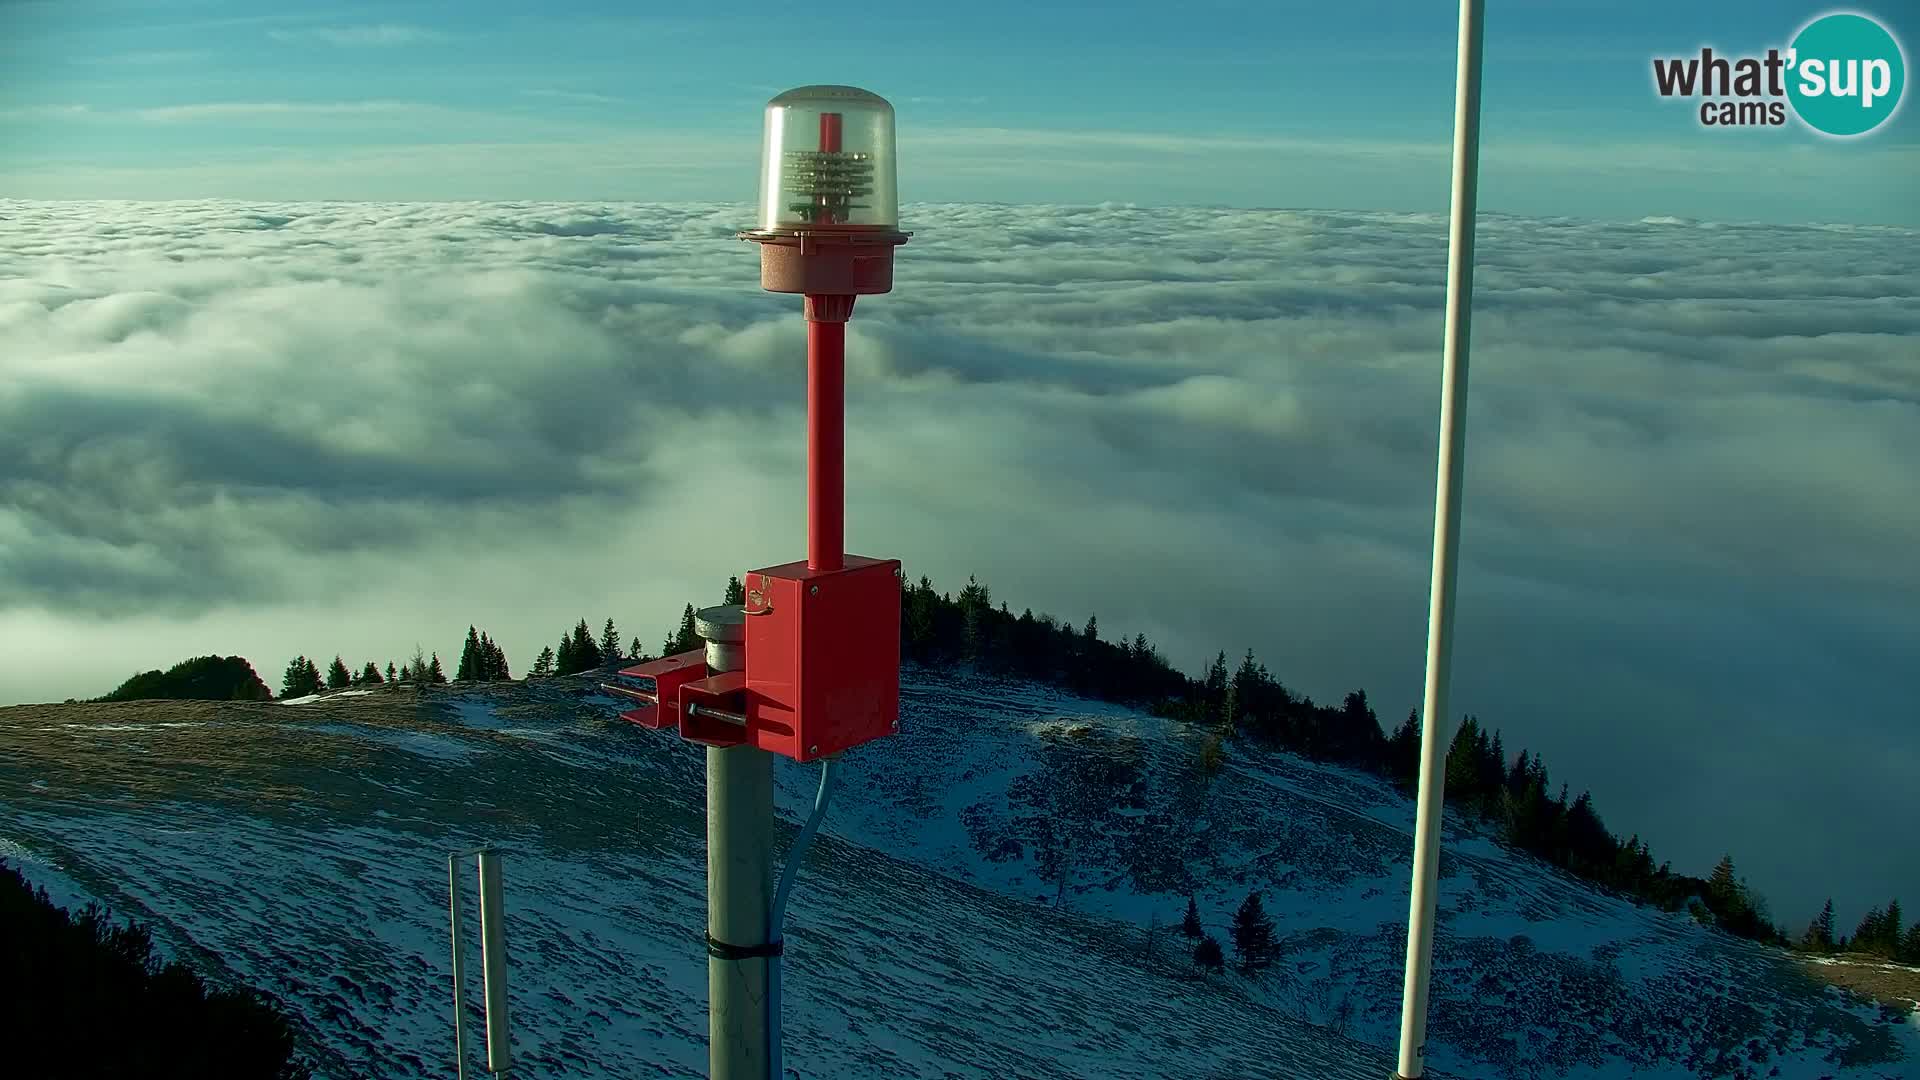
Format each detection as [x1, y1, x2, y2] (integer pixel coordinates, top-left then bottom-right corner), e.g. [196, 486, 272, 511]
[1, 199, 1915, 928]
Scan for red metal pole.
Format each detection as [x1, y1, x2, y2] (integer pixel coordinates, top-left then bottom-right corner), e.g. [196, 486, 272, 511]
[806, 112, 850, 572]
[805, 309, 846, 572]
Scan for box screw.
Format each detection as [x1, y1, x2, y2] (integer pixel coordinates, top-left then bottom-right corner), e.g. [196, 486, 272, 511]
[809, 585, 820, 596]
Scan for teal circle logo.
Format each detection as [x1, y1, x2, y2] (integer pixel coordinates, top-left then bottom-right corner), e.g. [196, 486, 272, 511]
[1786, 12, 1906, 136]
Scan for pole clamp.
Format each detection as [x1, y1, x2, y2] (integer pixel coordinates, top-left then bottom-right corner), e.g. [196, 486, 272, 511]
[706, 933, 784, 961]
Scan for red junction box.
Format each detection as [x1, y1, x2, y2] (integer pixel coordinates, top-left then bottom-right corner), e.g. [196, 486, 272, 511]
[744, 555, 901, 763]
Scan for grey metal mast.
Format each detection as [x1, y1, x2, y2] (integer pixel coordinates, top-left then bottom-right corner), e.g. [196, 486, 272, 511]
[1394, 0, 1488, 1076]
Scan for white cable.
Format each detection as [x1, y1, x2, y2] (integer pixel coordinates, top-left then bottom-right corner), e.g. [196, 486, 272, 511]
[768, 758, 837, 1079]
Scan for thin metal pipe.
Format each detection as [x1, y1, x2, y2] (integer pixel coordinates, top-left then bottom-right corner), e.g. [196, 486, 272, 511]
[600, 684, 748, 727]
[692, 703, 750, 727]
[449, 855, 469, 1080]
[1395, 0, 1487, 1076]
[477, 851, 512, 1077]
[600, 683, 656, 705]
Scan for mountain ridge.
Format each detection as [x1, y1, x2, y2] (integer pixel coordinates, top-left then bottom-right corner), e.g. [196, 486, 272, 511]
[2, 668, 1914, 1078]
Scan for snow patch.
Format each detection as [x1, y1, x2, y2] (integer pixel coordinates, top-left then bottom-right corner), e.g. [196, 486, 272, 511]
[277, 688, 376, 706]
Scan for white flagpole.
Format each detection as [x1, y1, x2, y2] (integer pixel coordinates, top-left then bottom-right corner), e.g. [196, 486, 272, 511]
[1395, 0, 1487, 1076]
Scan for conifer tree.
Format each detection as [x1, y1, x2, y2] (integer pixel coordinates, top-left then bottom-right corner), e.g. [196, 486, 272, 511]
[904, 577, 937, 658]
[1194, 934, 1225, 973]
[963, 599, 986, 663]
[427, 652, 447, 684]
[1507, 748, 1531, 798]
[1203, 651, 1229, 704]
[469, 632, 489, 679]
[1482, 728, 1507, 799]
[1848, 900, 1905, 957]
[1231, 890, 1275, 971]
[953, 577, 992, 664]
[280, 656, 323, 699]
[386, 661, 398, 683]
[725, 576, 745, 605]
[326, 656, 351, 690]
[1388, 710, 1420, 785]
[1231, 649, 1259, 698]
[664, 604, 698, 655]
[457, 626, 481, 681]
[359, 661, 383, 685]
[572, 619, 602, 671]
[1446, 715, 1484, 809]
[1803, 899, 1837, 951]
[1708, 855, 1738, 911]
[1855, 905, 1887, 953]
[600, 618, 622, 663]
[530, 645, 555, 679]
[1182, 896, 1203, 938]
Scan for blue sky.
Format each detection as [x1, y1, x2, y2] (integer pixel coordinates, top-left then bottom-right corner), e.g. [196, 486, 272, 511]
[2, 0, 1914, 222]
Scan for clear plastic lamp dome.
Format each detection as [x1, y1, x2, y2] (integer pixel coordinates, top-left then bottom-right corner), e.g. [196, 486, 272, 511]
[757, 86, 899, 233]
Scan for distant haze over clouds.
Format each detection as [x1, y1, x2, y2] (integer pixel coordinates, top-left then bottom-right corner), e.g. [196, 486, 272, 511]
[0, 200, 1915, 937]
[1, 1, 1914, 223]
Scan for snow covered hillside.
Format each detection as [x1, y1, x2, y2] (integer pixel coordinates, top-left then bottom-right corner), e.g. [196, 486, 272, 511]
[2, 668, 1914, 1079]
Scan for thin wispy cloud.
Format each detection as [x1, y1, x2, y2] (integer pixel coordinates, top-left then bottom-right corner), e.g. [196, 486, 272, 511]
[267, 24, 447, 47]
[131, 101, 436, 123]
[93, 49, 211, 66]
[0, 104, 95, 120]
[521, 89, 628, 105]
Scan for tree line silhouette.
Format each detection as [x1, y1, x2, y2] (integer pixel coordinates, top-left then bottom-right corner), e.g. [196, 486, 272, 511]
[888, 570, 1915, 957]
[1804, 896, 1920, 963]
[97, 655, 272, 703]
[81, 570, 1913, 958]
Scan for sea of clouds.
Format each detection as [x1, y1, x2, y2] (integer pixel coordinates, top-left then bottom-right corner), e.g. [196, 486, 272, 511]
[1, 198, 1914, 929]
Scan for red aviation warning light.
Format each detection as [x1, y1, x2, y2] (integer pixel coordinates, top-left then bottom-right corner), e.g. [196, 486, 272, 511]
[742, 85, 909, 299]
[608, 85, 908, 765]
[598, 84, 911, 1080]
